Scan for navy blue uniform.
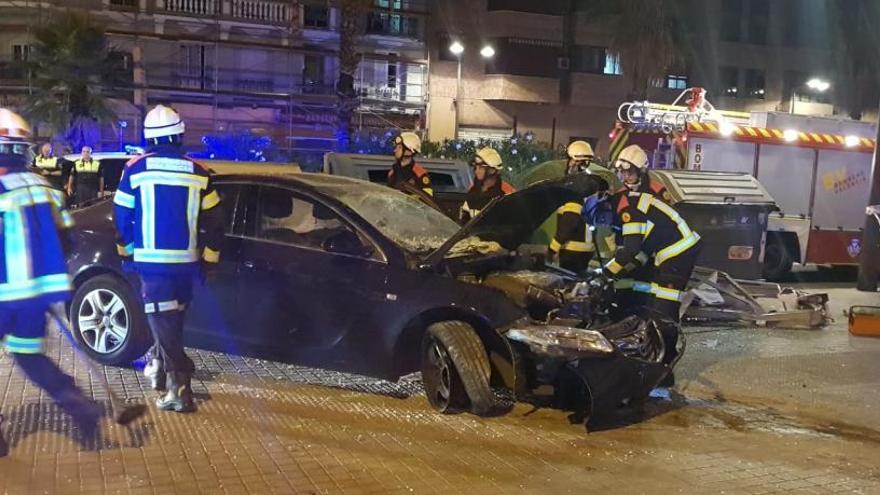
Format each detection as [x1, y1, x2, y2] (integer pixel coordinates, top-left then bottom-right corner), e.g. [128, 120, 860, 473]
[113, 146, 223, 375]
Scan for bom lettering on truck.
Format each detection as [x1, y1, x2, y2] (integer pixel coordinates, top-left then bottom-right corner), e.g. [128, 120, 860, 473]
[822, 167, 869, 194]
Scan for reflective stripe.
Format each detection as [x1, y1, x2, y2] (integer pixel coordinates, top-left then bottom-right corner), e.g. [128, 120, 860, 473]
[549, 239, 562, 253]
[637, 193, 652, 213]
[60, 210, 74, 228]
[0, 273, 71, 302]
[5, 335, 45, 354]
[635, 252, 649, 265]
[145, 300, 180, 314]
[651, 198, 693, 238]
[129, 171, 208, 190]
[605, 259, 624, 275]
[645, 220, 655, 238]
[186, 186, 200, 251]
[117, 243, 134, 256]
[423, 188, 434, 196]
[75, 159, 100, 173]
[113, 190, 136, 209]
[4, 207, 31, 283]
[561, 240, 594, 253]
[652, 283, 683, 302]
[0, 186, 57, 209]
[633, 281, 653, 294]
[34, 157, 58, 169]
[201, 190, 220, 210]
[134, 248, 200, 264]
[655, 232, 701, 266]
[622, 222, 647, 236]
[203, 247, 220, 263]
[141, 183, 156, 250]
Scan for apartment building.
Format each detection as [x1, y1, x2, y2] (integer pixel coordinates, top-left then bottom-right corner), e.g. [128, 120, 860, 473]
[426, 0, 857, 153]
[0, 0, 429, 158]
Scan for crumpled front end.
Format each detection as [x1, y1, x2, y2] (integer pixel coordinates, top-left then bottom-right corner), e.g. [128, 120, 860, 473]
[504, 316, 683, 421]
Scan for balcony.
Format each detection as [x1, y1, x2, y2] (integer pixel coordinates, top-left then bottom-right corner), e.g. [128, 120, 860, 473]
[480, 75, 559, 104]
[148, 0, 293, 25]
[486, 0, 567, 16]
[485, 38, 563, 79]
[143, 64, 336, 97]
[365, 12, 421, 39]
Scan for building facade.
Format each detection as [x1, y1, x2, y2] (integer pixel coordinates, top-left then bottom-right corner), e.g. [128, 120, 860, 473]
[0, 0, 429, 161]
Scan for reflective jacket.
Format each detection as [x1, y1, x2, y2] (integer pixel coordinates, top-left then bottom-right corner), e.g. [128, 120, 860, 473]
[0, 171, 73, 306]
[32, 155, 60, 171]
[550, 202, 593, 255]
[460, 179, 515, 222]
[388, 161, 433, 196]
[113, 146, 224, 274]
[605, 191, 700, 275]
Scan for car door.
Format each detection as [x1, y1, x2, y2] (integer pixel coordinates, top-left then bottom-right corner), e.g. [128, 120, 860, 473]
[182, 182, 250, 351]
[236, 184, 392, 370]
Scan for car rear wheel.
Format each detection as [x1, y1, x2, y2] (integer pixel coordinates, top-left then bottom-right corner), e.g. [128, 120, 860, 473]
[421, 321, 494, 416]
[69, 274, 151, 366]
[763, 241, 793, 281]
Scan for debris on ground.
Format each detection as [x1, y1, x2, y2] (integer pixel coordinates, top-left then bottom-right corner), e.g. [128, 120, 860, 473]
[683, 267, 830, 329]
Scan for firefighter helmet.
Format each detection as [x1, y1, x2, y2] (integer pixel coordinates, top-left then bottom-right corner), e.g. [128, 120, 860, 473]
[567, 140, 594, 161]
[474, 147, 503, 170]
[0, 108, 32, 141]
[614, 145, 649, 171]
[395, 132, 422, 154]
[144, 104, 185, 140]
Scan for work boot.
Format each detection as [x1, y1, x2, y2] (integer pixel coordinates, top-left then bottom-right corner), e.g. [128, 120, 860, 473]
[156, 372, 196, 413]
[55, 390, 102, 442]
[144, 358, 166, 391]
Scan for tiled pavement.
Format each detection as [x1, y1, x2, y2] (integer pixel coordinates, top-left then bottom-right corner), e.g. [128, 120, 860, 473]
[0, 285, 878, 494]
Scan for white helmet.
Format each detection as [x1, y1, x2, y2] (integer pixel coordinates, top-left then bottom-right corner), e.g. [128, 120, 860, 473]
[614, 145, 649, 171]
[0, 108, 32, 141]
[474, 147, 503, 170]
[395, 131, 421, 153]
[567, 140, 594, 161]
[144, 104, 185, 140]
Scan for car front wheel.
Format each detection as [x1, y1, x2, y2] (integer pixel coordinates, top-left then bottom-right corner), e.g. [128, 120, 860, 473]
[69, 274, 151, 366]
[421, 321, 494, 416]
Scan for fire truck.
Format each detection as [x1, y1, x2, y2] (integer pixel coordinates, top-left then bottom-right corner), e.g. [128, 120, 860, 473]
[610, 88, 876, 279]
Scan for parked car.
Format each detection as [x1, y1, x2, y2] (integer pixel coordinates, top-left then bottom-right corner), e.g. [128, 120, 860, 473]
[66, 169, 681, 422]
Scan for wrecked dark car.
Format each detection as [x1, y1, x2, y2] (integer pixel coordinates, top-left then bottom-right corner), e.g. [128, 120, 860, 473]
[65, 170, 681, 423]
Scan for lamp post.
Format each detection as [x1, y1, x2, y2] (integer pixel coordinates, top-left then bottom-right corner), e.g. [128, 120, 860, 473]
[790, 78, 830, 114]
[449, 41, 494, 139]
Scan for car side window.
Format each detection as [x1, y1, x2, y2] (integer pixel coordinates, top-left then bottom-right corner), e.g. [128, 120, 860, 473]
[213, 183, 241, 234]
[255, 186, 365, 253]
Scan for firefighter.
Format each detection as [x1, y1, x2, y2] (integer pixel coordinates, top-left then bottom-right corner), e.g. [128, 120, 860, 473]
[66, 145, 102, 206]
[387, 131, 432, 197]
[565, 140, 595, 175]
[600, 188, 701, 373]
[613, 144, 671, 201]
[460, 147, 515, 223]
[113, 104, 224, 413]
[0, 110, 102, 456]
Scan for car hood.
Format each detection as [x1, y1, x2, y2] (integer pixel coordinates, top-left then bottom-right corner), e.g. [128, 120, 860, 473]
[423, 174, 607, 266]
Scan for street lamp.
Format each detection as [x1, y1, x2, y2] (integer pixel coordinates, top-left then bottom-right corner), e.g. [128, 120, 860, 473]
[790, 77, 830, 114]
[449, 42, 495, 139]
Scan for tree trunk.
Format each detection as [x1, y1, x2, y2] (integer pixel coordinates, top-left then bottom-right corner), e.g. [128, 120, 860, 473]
[336, 0, 371, 152]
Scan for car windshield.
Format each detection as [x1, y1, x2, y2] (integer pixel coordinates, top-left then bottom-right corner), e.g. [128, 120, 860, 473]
[334, 187, 462, 254]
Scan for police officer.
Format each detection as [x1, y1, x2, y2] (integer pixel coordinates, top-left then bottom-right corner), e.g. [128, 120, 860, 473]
[32, 143, 60, 175]
[66, 146, 101, 206]
[600, 187, 701, 374]
[113, 105, 224, 413]
[0, 110, 102, 455]
[565, 140, 595, 175]
[460, 147, 515, 223]
[388, 131, 432, 197]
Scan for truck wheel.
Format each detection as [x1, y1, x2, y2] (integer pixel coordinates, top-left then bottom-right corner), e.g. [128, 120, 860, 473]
[421, 321, 494, 416]
[69, 274, 151, 366]
[763, 241, 793, 281]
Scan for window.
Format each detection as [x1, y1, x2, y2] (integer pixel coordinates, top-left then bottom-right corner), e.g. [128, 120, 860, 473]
[303, 55, 325, 93]
[604, 52, 622, 75]
[437, 33, 458, 62]
[214, 184, 243, 235]
[256, 187, 363, 253]
[12, 44, 30, 62]
[719, 66, 739, 97]
[571, 46, 606, 74]
[666, 74, 688, 90]
[178, 44, 207, 89]
[303, 5, 329, 29]
[744, 69, 765, 99]
[747, 0, 769, 45]
[110, 0, 138, 7]
[720, 0, 742, 42]
[386, 62, 398, 88]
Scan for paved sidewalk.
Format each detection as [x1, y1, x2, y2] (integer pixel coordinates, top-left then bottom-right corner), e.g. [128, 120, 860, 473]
[0, 284, 877, 494]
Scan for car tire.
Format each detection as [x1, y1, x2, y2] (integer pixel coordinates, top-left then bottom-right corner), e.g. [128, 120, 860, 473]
[421, 321, 494, 416]
[69, 274, 151, 366]
[763, 241, 793, 281]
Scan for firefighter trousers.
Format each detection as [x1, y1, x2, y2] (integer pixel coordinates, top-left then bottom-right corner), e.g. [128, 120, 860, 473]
[647, 241, 702, 323]
[140, 273, 195, 375]
[559, 250, 593, 275]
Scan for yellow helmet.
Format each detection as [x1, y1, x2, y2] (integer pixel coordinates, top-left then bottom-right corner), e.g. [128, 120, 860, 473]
[614, 145, 649, 171]
[474, 147, 503, 169]
[567, 140, 594, 161]
[395, 131, 422, 153]
[0, 108, 32, 140]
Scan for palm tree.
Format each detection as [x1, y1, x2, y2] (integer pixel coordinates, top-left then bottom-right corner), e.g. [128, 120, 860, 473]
[577, 0, 691, 100]
[335, 0, 373, 151]
[828, 0, 880, 120]
[23, 11, 117, 151]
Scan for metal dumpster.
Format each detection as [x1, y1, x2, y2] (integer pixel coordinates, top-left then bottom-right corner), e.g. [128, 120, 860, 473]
[652, 170, 777, 280]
